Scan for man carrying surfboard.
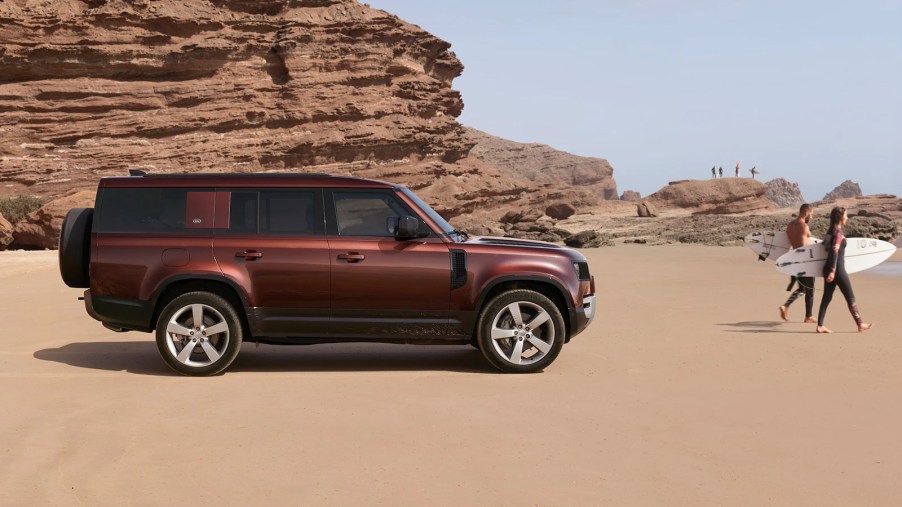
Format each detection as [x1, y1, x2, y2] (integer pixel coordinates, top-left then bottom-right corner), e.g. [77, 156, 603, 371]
[779, 204, 816, 323]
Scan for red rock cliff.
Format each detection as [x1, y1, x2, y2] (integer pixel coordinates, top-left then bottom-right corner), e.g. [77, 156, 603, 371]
[0, 0, 471, 197]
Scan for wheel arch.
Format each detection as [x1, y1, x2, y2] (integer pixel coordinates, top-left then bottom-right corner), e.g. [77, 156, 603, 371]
[151, 275, 253, 340]
[476, 275, 573, 341]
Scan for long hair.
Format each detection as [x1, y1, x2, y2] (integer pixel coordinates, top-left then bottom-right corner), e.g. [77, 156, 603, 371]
[827, 206, 846, 235]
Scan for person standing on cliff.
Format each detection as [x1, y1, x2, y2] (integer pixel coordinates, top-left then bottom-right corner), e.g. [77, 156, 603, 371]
[711, 166, 716, 179]
[750, 166, 759, 179]
[735, 163, 740, 177]
[780, 204, 817, 323]
[718, 167, 723, 178]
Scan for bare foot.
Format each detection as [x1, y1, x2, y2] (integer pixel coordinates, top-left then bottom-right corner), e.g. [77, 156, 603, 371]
[859, 323, 873, 332]
[804, 317, 817, 324]
[779, 306, 788, 322]
[816, 326, 832, 334]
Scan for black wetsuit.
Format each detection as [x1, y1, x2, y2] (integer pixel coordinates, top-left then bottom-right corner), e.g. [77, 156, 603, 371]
[817, 228, 863, 327]
[784, 276, 814, 318]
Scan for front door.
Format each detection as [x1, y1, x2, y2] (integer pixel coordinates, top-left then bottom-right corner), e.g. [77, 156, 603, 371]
[326, 189, 451, 339]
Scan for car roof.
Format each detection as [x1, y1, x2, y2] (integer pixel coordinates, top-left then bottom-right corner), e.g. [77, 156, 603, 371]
[99, 172, 398, 189]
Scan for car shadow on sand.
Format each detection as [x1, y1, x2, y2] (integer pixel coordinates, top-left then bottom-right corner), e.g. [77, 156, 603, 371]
[33, 341, 497, 376]
[717, 321, 814, 334]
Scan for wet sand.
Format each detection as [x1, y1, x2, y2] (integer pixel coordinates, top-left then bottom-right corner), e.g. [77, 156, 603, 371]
[1, 246, 901, 505]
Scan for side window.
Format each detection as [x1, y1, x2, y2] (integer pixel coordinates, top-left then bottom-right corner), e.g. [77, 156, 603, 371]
[96, 188, 210, 233]
[260, 191, 317, 234]
[333, 191, 412, 237]
[224, 190, 319, 235]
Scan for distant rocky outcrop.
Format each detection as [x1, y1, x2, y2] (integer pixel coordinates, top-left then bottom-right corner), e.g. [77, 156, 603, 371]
[564, 230, 612, 248]
[0, 213, 13, 250]
[649, 178, 773, 214]
[465, 128, 618, 200]
[637, 201, 658, 218]
[765, 178, 805, 209]
[12, 191, 96, 249]
[545, 203, 576, 220]
[620, 190, 641, 202]
[823, 180, 863, 201]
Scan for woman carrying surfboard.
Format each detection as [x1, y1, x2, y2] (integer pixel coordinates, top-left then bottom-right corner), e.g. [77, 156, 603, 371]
[816, 207, 873, 333]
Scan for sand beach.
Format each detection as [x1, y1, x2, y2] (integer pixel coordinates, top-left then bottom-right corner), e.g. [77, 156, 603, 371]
[1, 246, 900, 505]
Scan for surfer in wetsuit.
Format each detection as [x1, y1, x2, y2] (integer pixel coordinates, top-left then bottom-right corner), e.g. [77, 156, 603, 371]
[780, 203, 816, 323]
[816, 206, 873, 333]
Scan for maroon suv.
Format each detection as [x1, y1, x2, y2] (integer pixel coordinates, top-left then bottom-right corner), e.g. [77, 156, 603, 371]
[59, 173, 596, 375]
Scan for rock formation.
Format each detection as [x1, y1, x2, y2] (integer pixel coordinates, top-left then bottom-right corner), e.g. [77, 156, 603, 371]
[649, 178, 773, 215]
[636, 201, 658, 218]
[620, 190, 641, 202]
[0, 0, 631, 248]
[0, 213, 13, 249]
[545, 203, 575, 220]
[765, 178, 805, 209]
[823, 180, 863, 201]
[464, 128, 618, 200]
[12, 191, 96, 249]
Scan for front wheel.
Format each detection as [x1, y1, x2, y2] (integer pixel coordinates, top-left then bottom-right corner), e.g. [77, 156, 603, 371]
[476, 289, 566, 373]
[155, 292, 242, 376]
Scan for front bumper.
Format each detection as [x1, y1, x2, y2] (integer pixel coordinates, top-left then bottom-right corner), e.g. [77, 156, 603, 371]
[569, 294, 596, 339]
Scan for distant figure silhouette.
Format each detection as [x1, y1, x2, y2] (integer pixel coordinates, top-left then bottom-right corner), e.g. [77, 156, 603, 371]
[750, 166, 759, 179]
[711, 166, 716, 179]
[718, 167, 723, 178]
[735, 163, 740, 177]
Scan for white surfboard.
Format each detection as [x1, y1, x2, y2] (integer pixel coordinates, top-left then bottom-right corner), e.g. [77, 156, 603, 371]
[774, 238, 897, 277]
[744, 230, 821, 261]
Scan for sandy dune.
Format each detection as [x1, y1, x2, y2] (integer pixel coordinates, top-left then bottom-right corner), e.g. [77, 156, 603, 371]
[1, 246, 900, 505]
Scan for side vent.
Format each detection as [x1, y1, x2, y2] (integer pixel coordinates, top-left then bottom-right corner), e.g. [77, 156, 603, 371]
[450, 249, 468, 290]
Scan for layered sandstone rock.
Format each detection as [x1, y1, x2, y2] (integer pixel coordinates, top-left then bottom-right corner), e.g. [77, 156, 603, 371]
[649, 178, 773, 215]
[12, 190, 96, 249]
[823, 180, 863, 201]
[0, 0, 625, 248]
[0, 0, 471, 199]
[765, 178, 805, 209]
[0, 213, 13, 250]
[464, 128, 618, 200]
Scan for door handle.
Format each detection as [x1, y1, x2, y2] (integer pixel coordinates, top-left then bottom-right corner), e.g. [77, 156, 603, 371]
[236, 251, 263, 261]
[337, 253, 365, 263]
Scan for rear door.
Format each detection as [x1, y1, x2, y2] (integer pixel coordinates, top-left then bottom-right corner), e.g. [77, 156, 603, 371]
[325, 189, 451, 339]
[213, 188, 331, 338]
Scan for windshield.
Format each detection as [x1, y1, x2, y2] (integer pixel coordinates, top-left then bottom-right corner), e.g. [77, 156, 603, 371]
[399, 187, 456, 235]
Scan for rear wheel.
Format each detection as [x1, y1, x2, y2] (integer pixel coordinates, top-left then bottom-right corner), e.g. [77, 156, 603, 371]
[476, 289, 566, 373]
[155, 292, 242, 376]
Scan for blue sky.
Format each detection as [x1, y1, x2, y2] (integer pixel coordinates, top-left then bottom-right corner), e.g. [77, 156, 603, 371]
[367, 0, 901, 201]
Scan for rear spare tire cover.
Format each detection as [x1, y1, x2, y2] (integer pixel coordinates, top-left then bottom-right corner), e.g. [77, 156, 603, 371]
[59, 207, 94, 288]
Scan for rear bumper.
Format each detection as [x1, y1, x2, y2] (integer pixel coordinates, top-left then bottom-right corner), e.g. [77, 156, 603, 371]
[84, 290, 154, 332]
[569, 294, 596, 339]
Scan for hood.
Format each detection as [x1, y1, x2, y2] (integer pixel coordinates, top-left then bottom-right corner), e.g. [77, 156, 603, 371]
[465, 236, 564, 250]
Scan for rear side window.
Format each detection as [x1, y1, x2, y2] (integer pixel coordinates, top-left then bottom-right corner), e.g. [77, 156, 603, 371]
[220, 190, 320, 235]
[95, 188, 214, 233]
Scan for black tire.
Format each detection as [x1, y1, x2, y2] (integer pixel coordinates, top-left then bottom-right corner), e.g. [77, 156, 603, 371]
[155, 292, 243, 376]
[58, 207, 93, 288]
[476, 289, 566, 373]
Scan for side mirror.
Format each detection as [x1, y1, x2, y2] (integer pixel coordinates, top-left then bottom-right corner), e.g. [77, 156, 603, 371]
[392, 216, 420, 240]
